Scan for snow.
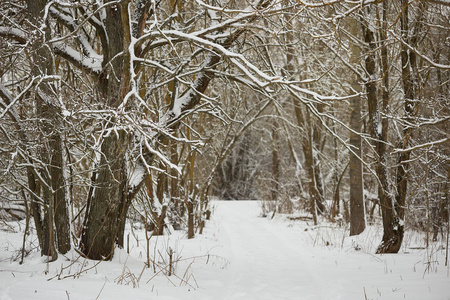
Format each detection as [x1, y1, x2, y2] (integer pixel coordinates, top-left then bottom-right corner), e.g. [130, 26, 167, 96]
[378, 118, 382, 136]
[53, 42, 103, 73]
[393, 138, 449, 153]
[128, 163, 146, 190]
[1, 201, 449, 300]
[0, 27, 28, 44]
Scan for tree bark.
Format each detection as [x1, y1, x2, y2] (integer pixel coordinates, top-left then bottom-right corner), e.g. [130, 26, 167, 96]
[377, 1, 423, 253]
[348, 13, 366, 236]
[375, 2, 400, 254]
[186, 140, 196, 239]
[271, 119, 280, 203]
[26, 0, 70, 258]
[80, 132, 129, 259]
[80, 1, 129, 260]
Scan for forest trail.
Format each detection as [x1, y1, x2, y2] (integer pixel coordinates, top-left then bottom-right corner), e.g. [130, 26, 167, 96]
[199, 201, 449, 300]
[210, 201, 327, 300]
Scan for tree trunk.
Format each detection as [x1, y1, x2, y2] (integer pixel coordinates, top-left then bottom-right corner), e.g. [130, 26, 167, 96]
[41, 177, 58, 260]
[377, 1, 423, 253]
[151, 169, 168, 236]
[26, 0, 70, 258]
[186, 198, 195, 239]
[271, 119, 280, 203]
[186, 140, 196, 239]
[50, 132, 71, 254]
[80, 1, 129, 259]
[80, 132, 128, 259]
[375, 1, 399, 254]
[348, 13, 365, 236]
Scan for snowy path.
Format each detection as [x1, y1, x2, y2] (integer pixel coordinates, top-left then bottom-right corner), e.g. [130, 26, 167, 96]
[213, 201, 324, 300]
[189, 201, 450, 300]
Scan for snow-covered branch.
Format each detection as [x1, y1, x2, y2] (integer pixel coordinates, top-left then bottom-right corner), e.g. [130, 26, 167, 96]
[393, 138, 449, 153]
[0, 26, 28, 44]
[53, 42, 103, 74]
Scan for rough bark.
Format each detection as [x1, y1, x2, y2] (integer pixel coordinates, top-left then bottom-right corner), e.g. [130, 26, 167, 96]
[80, 132, 129, 259]
[80, 1, 129, 260]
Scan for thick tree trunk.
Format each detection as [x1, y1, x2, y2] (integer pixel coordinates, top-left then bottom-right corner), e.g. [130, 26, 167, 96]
[26, 0, 70, 258]
[80, 132, 128, 259]
[150, 169, 168, 236]
[80, 1, 129, 260]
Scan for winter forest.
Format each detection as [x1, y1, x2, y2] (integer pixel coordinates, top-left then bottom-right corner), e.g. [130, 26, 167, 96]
[0, 0, 449, 299]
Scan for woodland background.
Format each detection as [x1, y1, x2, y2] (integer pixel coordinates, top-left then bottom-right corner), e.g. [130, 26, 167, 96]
[0, 0, 449, 263]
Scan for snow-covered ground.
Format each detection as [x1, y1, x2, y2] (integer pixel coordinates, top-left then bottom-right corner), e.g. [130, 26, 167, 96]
[1, 200, 449, 300]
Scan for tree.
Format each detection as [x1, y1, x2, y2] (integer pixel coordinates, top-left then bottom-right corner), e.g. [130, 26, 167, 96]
[0, 0, 71, 260]
[2, 0, 303, 259]
[348, 11, 365, 236]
